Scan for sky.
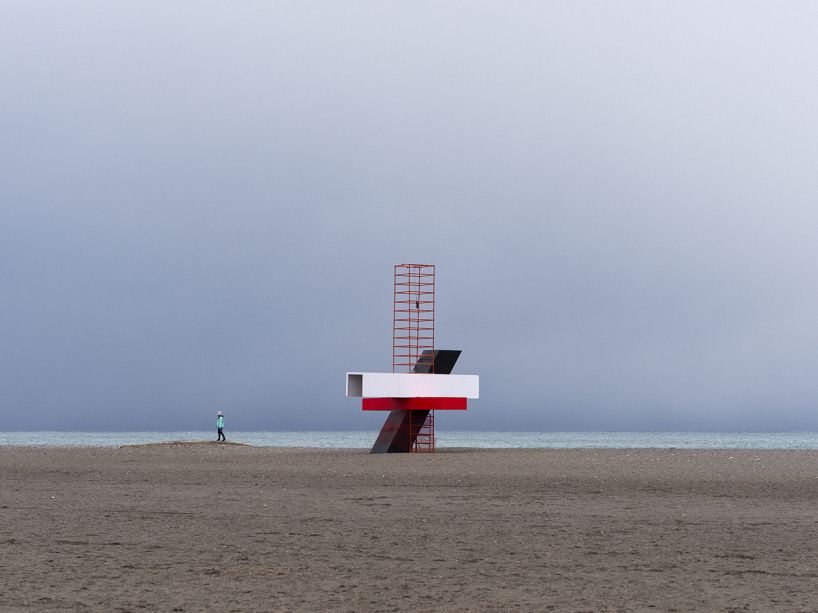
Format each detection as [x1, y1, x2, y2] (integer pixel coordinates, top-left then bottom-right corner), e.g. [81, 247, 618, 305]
[2, 2, 818, 432]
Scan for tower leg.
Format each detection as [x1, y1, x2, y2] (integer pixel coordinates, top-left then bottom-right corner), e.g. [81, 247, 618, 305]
[370, 409, 430, 453]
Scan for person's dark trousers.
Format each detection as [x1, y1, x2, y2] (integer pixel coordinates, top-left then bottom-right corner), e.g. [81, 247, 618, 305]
[217, 428, 225, 441]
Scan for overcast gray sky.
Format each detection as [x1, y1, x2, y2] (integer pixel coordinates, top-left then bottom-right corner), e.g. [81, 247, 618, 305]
[2, 2, 818, 431]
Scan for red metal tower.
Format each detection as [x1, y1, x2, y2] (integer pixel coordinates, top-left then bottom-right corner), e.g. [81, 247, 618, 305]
[392, 264, 435, 375]
[346, 264, 479, 453]
[393, 264, 436, 451]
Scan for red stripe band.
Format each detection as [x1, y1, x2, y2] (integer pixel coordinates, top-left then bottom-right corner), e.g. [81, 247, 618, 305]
[362, 397, 468, 411]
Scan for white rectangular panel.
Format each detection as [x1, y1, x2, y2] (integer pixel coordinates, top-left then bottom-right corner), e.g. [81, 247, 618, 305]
[346, 372, 479, 399]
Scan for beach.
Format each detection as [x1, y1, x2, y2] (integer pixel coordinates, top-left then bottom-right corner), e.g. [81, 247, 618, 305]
[2, 445, 817, 612]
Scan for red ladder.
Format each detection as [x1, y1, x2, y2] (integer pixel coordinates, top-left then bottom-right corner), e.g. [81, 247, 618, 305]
[410, 411, 435, 453]
[393, 264, 435, 373]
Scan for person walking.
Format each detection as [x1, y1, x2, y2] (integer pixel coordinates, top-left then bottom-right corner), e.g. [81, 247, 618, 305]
[216, 411, 226, 441]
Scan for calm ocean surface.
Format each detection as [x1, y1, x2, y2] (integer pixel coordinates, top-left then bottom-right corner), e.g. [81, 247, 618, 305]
[2, 431, 818, 449]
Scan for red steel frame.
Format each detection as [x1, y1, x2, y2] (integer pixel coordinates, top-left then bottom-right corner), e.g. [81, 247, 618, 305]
[392, 264, 435, 373]
[392, 264, 436, 452]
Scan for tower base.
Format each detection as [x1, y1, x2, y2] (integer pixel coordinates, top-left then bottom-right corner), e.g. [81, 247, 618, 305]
[370, 409, 433, 453]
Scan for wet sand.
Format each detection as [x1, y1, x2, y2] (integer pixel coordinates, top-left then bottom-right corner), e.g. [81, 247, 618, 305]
[2, 445, 817, 611]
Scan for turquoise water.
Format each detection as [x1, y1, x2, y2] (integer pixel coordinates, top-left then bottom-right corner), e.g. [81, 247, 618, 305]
[2, 431, 818, 449]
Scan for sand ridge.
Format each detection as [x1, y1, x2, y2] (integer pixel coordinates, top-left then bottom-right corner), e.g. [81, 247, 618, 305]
[118, 441, 254, 449]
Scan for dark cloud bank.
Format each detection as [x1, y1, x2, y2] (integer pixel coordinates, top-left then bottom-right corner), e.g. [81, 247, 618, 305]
[2, 2, 818, 431]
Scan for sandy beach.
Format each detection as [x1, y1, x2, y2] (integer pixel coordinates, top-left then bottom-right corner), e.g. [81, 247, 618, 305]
[2, 445, 817, 612]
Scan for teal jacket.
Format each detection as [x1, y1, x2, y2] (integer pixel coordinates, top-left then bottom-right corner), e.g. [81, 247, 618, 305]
[217, 416, 224, 428]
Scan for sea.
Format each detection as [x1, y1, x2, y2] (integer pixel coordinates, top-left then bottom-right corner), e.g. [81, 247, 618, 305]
[2, 431, 818, 449]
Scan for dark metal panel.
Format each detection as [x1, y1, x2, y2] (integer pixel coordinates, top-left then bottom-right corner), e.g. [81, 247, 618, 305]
[412, 349, 461, 374]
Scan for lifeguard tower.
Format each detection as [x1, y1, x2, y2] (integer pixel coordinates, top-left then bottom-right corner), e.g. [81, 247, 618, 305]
[346, 264, 479, 453]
